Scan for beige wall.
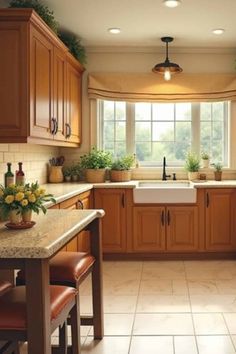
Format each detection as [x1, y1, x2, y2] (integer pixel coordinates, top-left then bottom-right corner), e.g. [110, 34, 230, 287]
[61, 47, 236, 163]
[0, 144, 59, 186]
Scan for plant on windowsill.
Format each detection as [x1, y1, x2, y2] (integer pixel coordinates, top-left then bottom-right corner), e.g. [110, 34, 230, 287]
[201, 151, 210, 169]
[110, 155, 135, 182]
[62, 166, 72, 182]
[79, 148, 112, 183]
[71, 164, 82, 182]
[185, 152, 201, 181]
[213, 163, 223, 181]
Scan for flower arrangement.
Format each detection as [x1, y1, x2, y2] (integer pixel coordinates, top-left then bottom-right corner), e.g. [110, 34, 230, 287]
[0, 182, 55, 221]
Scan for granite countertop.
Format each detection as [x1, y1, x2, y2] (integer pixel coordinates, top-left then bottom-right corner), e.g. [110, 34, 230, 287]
[0, 209, 104, 259]
[191, 180, 236, 188]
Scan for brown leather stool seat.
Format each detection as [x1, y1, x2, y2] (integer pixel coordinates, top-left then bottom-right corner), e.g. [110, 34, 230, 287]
[0, 282, 12, 296]
[0, 285, 80, 354]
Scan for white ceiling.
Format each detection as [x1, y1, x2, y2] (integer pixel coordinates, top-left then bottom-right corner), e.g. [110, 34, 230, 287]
[2, 0, 236, 48]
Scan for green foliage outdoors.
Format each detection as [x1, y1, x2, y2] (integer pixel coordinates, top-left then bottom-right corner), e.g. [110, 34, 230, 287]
[184, 152, 201, 172]
[9, 0, 59, 34]
[59, 32, 87, 65]
[80, 148, 112, 169]
[213, 162, 223, 172]
[111, 155, 135, 171]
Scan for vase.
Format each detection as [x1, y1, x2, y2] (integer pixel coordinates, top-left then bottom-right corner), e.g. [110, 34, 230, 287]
[85, 169, 106, 183]
[22, 210, 32, 223]
[202, 159, 209, 168]
[9, 209, 22, 224]
[49, 166, 64, 183]
[188, 171, 199, 181]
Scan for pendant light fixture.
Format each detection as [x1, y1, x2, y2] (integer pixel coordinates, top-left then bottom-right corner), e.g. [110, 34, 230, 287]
[152, 37, 183, 81]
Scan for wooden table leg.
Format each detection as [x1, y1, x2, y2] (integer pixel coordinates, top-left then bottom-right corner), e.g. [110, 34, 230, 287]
[25, 259, 51, 354]
[89, 218, 104, 339]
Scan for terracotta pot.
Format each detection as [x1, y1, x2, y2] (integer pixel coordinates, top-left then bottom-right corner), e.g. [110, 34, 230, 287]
[188, 171, 199, 181]
[9, 209, 22, 224]
[85, 169, 106, 183]
[49, 166, 64, 183]
[22, 209, 32, 223]
[71, 175, 79, 182]
[202, 159, 209, 168]
[214, 171, 222, 181]
[64, 176, 71, 182]
[110, 170, 131, 182]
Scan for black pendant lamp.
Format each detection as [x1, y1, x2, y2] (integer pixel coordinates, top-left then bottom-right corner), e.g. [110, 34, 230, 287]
[152, 36, 183, 81]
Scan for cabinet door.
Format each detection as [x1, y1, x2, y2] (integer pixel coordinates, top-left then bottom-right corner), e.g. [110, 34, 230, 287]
[66, 61, 82, 144]
[30, 27, 53, 139]
[77, 191, 91, 253]
[53, 47, 66, 141]
[133, 207, 166, 252]
[94, 189, 126, 253]
[166, 206, 199, 252]
[205, 189, 236, 251]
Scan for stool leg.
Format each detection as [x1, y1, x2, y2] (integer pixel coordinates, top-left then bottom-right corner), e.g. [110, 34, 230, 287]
[58, 321, 68, 354]
[91, 264, 103, 339]
[70, 298, 81, 354]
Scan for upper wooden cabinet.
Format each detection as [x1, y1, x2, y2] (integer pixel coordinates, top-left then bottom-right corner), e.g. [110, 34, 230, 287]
[0, 9, 84, 146]
[205, 188, 236, 252]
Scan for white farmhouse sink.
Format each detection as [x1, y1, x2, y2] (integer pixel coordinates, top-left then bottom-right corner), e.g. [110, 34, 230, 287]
[133, 181, 197, 204]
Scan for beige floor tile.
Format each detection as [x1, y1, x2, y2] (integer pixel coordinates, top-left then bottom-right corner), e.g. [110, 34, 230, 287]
[142, 261, 185, 279]
[190, 295, 236, 312]
[80, 295, 93, 315]
[103, 295, 137, 313]
[174, 336, 198, 354]
[139, 278, 173, 294]
[129, 336, 173, 354]
[103, 278, 140, 295]
[136, 294, 191, 313]
[193, 313, 229, 335]
[133, 313, 194, 335]
[188, 280, 219, 295]
[82, 336, 130, 354]
[172, 279, 189, 295]
[223, 314, 236, 334]
[185, 261, 236, 280]
[80, 275, 92, 296]
[98, 314, 134, 336]
[197, 335, 236, 354]
[216, 280, 236, 295]
[230, 335, 236, 350]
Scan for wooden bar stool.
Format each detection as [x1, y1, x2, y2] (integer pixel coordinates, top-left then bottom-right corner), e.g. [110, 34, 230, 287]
[17, 251, 103, 339]
[0, 285, 80, 354]
[0, 282, 12, 296]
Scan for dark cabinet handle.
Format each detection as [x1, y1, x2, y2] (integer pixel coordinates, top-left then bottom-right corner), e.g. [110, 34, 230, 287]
[77, 200, 84, 209]
[206, 192, 210, 208]
[121, 193, 125, 208]
[167, 210, 170, 225]
[50, 118, 56, 135]
[161, 210, 165, 226]
[65, 123, 72, 138]
[54, 119, 58, 135]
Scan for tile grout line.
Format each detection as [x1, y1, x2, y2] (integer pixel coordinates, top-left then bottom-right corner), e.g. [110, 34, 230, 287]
[127, 261, 144, 354]
[183, 260, 200, 354]
[222, 312, 236, 353]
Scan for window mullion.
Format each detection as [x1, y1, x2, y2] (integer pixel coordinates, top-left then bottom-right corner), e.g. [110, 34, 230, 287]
[126, 102, 135, 154]
[191, 103, 200, 154]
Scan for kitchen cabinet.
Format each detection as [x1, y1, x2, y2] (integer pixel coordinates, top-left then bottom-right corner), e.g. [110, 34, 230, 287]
[205, 189, 236, 252]
[94, 189, 127, 253]
[0, 9, 84, 146]
[132, 206, 198, 253]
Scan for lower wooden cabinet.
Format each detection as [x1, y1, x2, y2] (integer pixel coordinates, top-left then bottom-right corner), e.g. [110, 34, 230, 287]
[205, 188, 236, 252]
[94, 188, 127, 253]
[132, 206, 198, 253]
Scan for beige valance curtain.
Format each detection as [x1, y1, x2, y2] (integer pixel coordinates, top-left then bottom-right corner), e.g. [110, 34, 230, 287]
[88, 73, 236, 102]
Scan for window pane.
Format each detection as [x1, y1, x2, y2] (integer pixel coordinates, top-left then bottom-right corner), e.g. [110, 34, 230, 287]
[212, 141, 223, 162]
[115, 142, 126, 157]
[175, 142, 191, 160]
[152, 122, 174, 141]
[104, 122, 114, 141]
[213, 102, 224, 121]
[152, 142, 175, 162]
[136, 142, 151, 161]
[213, 122, 223, 140]
[201, 103, 211, 121]
[135, 103, 151, 120]
[176, 122, 191, 141]
[116, 122, 126, 141]
[201, 122, 211, 141]
[104, 141, 114, 154]
[176, 103, 191, 121]
[153, 103, 174, 121]
[115, 102, 126, 121]
[135, 122, 151, 141]
[104, 101, 114, 120]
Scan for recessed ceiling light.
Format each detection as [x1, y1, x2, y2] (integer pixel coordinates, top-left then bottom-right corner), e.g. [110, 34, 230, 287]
[212, 28, 225, 35]
[163, 0, 181, 8]
[108, 28, 121, 34]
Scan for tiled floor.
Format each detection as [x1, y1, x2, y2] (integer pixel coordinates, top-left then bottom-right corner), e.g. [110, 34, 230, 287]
[22, 260, 236, 353]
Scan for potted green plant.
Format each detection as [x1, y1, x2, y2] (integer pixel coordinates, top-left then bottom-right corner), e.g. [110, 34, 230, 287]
[71, 164, 81, 182]
[201, 151, 210, 168]
[80, 148, 112, 183]
[110, 155, 135, 182]
[63, 166, 72, 182]
[185, 152, 200, 181]
[213, 163, 223, 181]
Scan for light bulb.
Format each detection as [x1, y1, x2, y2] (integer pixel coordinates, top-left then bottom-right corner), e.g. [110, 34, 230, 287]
[163, 0, 181, 8]
[164, 69, 171, 81]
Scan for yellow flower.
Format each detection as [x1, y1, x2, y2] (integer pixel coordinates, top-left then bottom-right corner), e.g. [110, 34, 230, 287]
[17, 186, 24, 192]
[39, 188, 46, 195]
[5, 195, 14, 204]
[15, 192, 24, 201]
[28, 194, 36, 203]
[21, 199, 28, 207]
[25, 191, 31, 196]
[34, 189, 41, 197]
[0, 189, 4, 197]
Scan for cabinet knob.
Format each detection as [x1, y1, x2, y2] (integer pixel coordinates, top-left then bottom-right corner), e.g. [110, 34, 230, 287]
[65, 123, 72, 138]
[161, 210, 165, 226]
[50, 118, 56, 135]
[206, 192, 210, 208]
[77, 200, 84, 209]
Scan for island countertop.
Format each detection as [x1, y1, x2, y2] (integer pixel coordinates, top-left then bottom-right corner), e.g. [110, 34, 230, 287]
[0, 209, 104, 259]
